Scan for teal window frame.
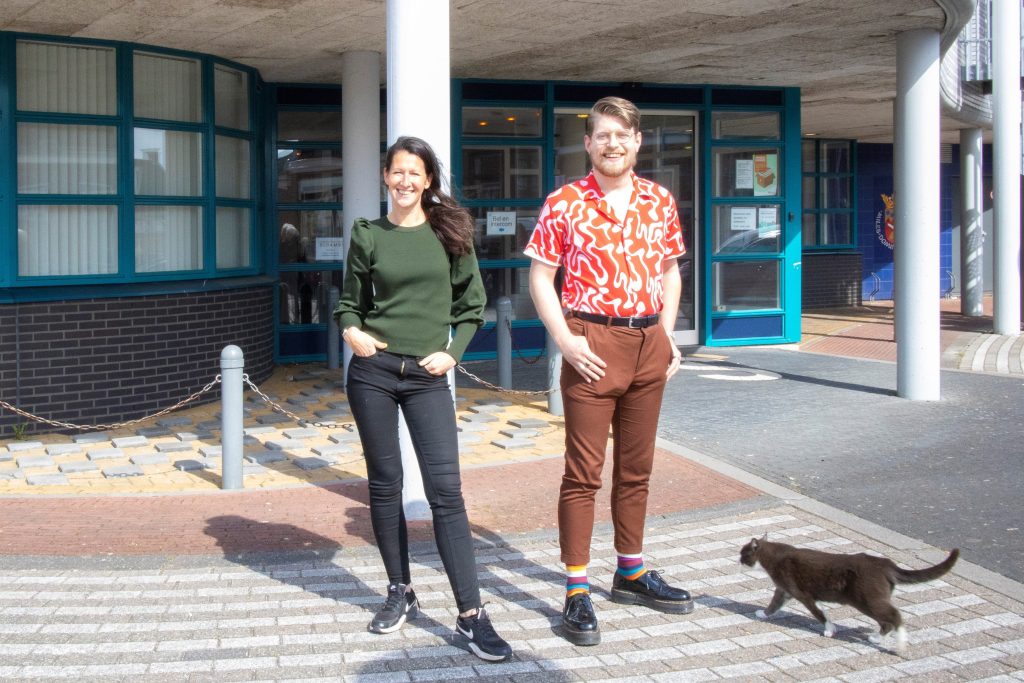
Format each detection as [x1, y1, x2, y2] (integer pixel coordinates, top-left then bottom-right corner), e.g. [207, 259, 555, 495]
[702, 86, 802, 346]
[0, 31, 260, 288]
[801, 138, 857, 250]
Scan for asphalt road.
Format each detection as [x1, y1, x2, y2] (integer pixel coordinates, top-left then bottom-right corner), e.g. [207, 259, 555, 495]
[658, 348, 1024, 584]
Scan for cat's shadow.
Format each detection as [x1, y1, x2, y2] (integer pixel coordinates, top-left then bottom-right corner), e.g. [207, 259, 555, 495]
[699, 595, 895, 651]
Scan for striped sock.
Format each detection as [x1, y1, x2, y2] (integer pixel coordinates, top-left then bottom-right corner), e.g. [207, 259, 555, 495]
[565, 564, 589, 597]
[616, 553, 646, 580]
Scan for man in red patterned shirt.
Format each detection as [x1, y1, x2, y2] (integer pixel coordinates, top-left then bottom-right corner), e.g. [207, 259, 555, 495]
[525, 96, 693, 646]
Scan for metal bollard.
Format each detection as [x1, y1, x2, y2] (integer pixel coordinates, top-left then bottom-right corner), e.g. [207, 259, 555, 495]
[546, 332, 563, 416]
[496, 296, 513, 389]
[327, 286, 340, 370]
[220, 345, 244, 490]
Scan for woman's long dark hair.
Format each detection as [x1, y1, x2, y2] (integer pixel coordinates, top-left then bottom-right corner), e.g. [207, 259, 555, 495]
[384, 136, 475, 257]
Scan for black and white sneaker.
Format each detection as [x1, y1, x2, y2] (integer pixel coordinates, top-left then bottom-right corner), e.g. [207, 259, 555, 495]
[368, 583, 418, 634]
[455, 605, 512, 662]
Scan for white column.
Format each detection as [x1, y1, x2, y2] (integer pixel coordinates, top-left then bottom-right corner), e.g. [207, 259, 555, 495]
[960, 127, 985, 317]
[992, 0, 1022, 335]
[894, 29, 941, 400]
[342, 50, 382, 383]
[386, 0, 453, 520]
[386, 0, 451, 162]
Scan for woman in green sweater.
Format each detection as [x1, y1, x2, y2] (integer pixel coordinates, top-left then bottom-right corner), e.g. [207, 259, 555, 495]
[334, 136, 511, 663]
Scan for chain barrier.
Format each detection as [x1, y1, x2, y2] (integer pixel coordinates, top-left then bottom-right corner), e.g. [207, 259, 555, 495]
[0, 354, 554, 433]
[455, 364, 555, 396]
[242, 374, 355, 431]
[504, 318, 545, 366]
[0, 375, 223, 432]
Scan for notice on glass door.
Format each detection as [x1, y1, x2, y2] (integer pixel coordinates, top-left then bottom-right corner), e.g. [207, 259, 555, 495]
[730, 207, 757, 231]
[735, 160, 754, 189]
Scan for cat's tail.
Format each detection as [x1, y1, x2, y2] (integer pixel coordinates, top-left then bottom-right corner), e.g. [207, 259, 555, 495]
[893, 549, 960, 584]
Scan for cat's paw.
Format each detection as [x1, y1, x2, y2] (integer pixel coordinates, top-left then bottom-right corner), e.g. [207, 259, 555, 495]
[822, 621, 835, 638]
[868, 632, 882, 644]
[755, 609, 768, 619]
[892, 627, 908, 651]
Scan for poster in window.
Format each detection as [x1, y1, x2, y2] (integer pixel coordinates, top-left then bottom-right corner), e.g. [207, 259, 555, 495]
[752, 153, 778, 196]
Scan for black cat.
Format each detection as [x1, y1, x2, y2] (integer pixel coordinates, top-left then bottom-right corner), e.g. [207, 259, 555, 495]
[739, 535, 959, 650]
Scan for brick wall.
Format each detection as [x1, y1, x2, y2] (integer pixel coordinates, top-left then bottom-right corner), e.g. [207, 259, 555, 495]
[0, 285, 274, 435]
[802, 252, 863, 309]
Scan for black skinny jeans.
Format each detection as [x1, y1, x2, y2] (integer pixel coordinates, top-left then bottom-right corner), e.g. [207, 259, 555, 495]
[346, 351, 481, 613]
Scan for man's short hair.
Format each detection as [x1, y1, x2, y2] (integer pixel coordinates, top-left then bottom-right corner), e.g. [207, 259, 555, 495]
[587, 96, 641, 135]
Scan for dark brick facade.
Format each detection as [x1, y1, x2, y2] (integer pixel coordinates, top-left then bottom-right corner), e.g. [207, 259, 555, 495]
[802, 252, 863, 309]
[0, 285, 274, 435]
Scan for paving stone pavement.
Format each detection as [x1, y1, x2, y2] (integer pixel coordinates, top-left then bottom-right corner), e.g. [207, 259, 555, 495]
[1, 505, 1023, 682]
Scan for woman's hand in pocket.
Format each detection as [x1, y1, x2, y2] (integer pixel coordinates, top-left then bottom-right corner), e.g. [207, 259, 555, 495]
[344, 327, 387, 357]
[418, 352, 456, 376]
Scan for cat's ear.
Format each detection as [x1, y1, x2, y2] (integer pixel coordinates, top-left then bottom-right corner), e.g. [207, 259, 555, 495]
[759, 533, 768, 542]
[749, 537, 759, 550]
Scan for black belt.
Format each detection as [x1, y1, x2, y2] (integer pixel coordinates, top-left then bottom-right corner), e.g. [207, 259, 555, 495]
[570, 310, 661, 329]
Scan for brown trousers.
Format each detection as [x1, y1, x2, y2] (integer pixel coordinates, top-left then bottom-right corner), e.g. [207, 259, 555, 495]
[558, 316, 672, 565]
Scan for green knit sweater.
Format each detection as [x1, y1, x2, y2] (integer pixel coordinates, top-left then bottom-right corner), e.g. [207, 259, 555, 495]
[334, 217, 485, 362]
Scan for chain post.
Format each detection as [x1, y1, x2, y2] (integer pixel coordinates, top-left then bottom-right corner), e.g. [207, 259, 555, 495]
[496, 296, 513, 389]
[220, 345, 244, 490]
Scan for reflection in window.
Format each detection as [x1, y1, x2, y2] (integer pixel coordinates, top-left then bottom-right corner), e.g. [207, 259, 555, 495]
[277, 111, 342, 142]
[480, 267, 536, 322]
[216, 207, 250, 269]
[712, 205, 781, 254]
[461, 146, 541, 200]
[468, 207, 538, 261]
[135, 205, 202, 272]
[18, 205, 118, 276]
[134, 51, 202, 123]
[216, 135, 250, 199]
[711, 111, 780, 140]
[134, 128, 203, 196]
[277, 210, 344, 263]
[278, 270, 343, 326]
[17, 41, 117, 115]
[277, 149, 342, 203]
[215, 64, 249, 131]
[712, 261, 780, 312]
[18, 123, 118, 195]
[462, 107, 542, 137]
[554, 111, 590, 184]
[802, 139, 855, 248]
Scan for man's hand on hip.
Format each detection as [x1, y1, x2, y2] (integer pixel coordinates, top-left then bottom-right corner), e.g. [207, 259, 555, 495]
[665, 331, 681, 380]
[561, 334, 606, 383]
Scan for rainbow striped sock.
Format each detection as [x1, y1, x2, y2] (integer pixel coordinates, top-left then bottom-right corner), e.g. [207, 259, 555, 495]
[616, 553, 646, 580]
[565, 564, 589, 597]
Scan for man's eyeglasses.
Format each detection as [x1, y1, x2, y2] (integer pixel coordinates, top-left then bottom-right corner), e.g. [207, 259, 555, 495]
[590, 131, 635, 145]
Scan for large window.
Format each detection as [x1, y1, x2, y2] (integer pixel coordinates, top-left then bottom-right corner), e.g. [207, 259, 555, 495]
[5, 35, 257, 282]
[802, 139, 855, 248]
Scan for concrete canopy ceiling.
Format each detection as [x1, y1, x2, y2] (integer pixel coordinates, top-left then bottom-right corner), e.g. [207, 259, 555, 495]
[2, 0, 970, 142]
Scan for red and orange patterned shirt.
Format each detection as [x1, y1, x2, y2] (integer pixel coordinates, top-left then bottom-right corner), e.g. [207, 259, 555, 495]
[524, 171, 686, 317]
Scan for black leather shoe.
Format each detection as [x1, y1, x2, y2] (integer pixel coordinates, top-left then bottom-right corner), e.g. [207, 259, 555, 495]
[562, 593, 601, 646]
[610, 570, 694, 614]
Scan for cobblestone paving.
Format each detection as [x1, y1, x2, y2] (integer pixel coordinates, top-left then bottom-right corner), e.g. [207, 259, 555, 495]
[0, 366, 562, 496]
[2, 507, 1022, 682]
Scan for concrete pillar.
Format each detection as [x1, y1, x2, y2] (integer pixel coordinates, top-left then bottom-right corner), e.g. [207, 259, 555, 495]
[386, 0, 453, 520]
[894, 29, 941, 400]
[992, 0, 1022, 335]
[341, 50, 381, 384]
[960, 127, 985, 317]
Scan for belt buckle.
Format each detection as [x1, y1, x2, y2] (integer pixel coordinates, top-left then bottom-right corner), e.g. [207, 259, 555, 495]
[627, 316, 642, 329]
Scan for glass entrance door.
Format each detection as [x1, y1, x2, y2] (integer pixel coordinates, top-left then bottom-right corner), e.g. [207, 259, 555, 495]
[554, 109, 699, 345]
